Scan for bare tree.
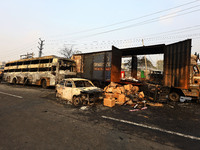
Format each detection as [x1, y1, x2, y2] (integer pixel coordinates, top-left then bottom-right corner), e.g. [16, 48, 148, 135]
[156, 60, 164, 71]
[124, 56, 156, 69]
[59, 45, 81, 59]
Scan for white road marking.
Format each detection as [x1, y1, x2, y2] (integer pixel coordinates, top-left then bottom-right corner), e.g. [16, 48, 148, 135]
[0, 91, 23, 99]
[102, 115, 200, 141]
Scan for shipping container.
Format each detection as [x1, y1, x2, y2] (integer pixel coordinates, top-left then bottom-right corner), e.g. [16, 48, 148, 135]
[72, 39, 200, 100]
[72, 51, 112, 86]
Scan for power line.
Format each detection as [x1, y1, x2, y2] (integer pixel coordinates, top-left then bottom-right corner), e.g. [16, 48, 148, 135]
[141, 25, 200, 38]
[45, 5, 200, 43]
[74, 7, 200, 40]
[4, 40, 38, 54]
[46, 0, 200, 38]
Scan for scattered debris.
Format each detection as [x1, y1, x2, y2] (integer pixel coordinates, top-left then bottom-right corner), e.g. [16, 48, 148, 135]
[103, 82, 145, 108]
[129, 107, 147, 112]
[80, 106, 89, 111]
[147, 103, 163, 107]
[180, 96, 192, 103]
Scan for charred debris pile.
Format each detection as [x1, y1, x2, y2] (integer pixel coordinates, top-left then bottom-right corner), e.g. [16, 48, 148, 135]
[103, 82, 163, 110]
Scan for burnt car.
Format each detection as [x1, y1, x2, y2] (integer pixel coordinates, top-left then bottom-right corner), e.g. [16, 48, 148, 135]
[55, 78, 103, 106]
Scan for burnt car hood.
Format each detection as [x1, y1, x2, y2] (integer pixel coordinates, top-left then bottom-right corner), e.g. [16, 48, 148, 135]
[78, 87, 103, 94]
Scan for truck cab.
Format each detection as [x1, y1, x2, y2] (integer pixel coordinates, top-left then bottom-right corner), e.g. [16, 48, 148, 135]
[189, 54, 200, 98]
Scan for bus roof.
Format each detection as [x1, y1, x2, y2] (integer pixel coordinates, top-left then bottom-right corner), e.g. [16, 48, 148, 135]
[6, 55, 75, 64]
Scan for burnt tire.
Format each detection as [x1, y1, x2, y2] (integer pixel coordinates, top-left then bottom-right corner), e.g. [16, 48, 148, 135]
[82, 100, 88, 106]
[41, 79, 47, 89]
[73, 96, 82, 106]
[169, 92, 180, 101]
[55, 91, 59, 98]
[12, 78, 17, 85]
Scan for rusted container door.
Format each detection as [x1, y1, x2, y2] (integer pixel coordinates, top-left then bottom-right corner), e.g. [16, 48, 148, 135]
[93, 53, 105, 80]
[164, 39, 191, 89]
[83, 55, 93, 80]
[111, 46, 122, 82]
[105, 52, 112, 81]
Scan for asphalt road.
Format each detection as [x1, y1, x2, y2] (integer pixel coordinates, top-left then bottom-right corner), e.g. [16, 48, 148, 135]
[0, 83, 200, 150]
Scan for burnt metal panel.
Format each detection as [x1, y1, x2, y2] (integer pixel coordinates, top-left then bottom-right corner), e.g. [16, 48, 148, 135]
[105, 52, 112, 81]
[164, 39, 191, 89]
[72, 55, 83, 73]
[111, 46, 122, 82]
[122, 44, 165, 56]
[93, 53, 105, 80]
[83, 54, 93, 79]
[73, 44, 165, 57]
[131, 55, 137, 79]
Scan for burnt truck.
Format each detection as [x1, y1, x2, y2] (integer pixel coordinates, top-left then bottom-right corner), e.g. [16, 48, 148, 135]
[72, 39, 200, 101]
[71, 50, 140, 87]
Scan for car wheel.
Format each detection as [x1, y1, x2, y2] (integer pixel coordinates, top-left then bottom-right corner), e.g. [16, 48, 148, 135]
[73, 96, 82, 106]
[55, 91, 60, 98]
[169, 92, 180, 101]
[82, 100, 88, 106]
[41, 79, 47, 89]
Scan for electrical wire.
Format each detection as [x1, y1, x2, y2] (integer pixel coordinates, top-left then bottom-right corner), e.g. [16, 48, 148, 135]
[74, 7, 200, 40]
[46, 0, 200, 38]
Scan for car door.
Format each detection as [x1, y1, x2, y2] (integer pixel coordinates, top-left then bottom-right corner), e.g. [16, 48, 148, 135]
[63, 81, 73, 101]
[56, 80, 65, 98]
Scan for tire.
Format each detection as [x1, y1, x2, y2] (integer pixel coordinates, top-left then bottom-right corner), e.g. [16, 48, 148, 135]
[73, 96, 82, 106]
[12, 78, 17, 85]
[82, 100, 88, 106]
[169, 92, 180, 101]
[41, 79, 47, 89]
[55, 91, 61, 98]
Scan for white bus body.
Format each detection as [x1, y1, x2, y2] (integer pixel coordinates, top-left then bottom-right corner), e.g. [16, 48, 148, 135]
[3, 55, 76, 88]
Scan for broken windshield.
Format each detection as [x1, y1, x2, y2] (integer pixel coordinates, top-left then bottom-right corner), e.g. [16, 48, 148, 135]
[74, 81, 94, 87]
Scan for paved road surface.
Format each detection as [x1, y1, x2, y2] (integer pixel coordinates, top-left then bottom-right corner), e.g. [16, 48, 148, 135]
[0, 83, 200, 150]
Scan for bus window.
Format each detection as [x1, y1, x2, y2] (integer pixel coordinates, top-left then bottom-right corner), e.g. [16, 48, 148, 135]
[31, 60, 39, 64]
[40, 59, 49, 64]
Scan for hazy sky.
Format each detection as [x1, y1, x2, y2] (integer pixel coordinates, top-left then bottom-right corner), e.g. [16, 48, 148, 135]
[0, 0, 200, 63]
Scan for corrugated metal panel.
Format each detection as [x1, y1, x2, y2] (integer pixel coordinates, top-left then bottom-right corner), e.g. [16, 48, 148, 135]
[164, 39, 191, 89]
[105, 52, 112, 81]
[83, 54, 93, 79]
[131, 55, 137, 79]
[93, 53, 105, 80]
[72, 55, 83, 73]
[111, 46, 122, 82]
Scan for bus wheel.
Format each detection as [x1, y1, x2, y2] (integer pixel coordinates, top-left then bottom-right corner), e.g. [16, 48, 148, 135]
[12, 78, 17, 85]
[41, 79, 47, 89]
[169, 92, 180, 101]
[73, 96, 82, 106]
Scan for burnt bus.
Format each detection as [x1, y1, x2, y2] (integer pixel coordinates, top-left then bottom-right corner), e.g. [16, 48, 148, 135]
[3, 55, 76, 88]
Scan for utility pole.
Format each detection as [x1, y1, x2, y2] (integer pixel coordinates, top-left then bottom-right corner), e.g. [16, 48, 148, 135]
[142, 39, 148, 79]
[20, 52, 34, 59]
[38, 38, 45, 57]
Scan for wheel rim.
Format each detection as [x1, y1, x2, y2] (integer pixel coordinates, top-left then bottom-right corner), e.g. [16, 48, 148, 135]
[42, 80, 47, 88]
[73, 97, 82, 106]
[169, 92, 179, 101]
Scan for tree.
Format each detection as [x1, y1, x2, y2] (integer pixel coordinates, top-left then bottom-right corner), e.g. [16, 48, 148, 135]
[156, 60, 164, 70]
[137, 56, 156, 69]
[59, 45, 81, 59]
[123, 56, 156, 70]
